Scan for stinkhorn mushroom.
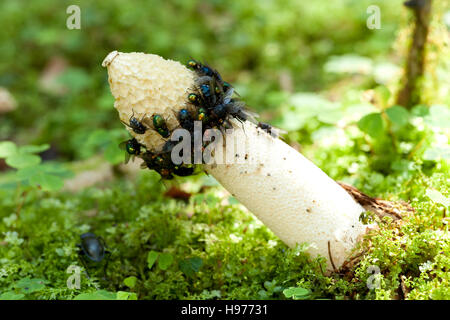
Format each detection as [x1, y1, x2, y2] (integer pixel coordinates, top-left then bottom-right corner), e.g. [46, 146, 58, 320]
[102, 51, 375, 271]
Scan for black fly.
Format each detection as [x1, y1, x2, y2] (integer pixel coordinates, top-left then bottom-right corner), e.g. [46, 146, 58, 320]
[121, 110, 148, 134]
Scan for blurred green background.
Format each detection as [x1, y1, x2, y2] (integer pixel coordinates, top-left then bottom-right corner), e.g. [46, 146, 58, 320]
[1, 0, 424, 161]
[0, 0, 450, 300]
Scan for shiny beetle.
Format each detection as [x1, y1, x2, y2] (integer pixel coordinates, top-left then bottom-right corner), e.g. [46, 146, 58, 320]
[77, 232, 111, 278]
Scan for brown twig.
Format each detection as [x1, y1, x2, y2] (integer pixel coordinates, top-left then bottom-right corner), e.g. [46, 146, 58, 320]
[16, 190, 28, 219]
[338, 182, 414, 220]
[399, 275, 409, 299]
[340, 249, 367, 272]
[328, 241, 338, 273]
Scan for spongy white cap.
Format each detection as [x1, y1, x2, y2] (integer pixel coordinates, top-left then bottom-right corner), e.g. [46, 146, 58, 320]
[103, 51, 195, 151]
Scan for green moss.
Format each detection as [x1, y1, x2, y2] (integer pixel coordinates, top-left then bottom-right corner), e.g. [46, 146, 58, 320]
[0, 146, 448, 300]
[0, 0, 449, 300]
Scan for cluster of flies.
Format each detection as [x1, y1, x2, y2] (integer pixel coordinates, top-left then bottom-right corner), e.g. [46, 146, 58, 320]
[119, 59, 278, 180]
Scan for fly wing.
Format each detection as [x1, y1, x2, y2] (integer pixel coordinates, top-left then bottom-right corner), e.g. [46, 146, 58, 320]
[140, 114, 154, 129]
[258, 122, 287, 138]
[223, 87, 234, 104]
[119, 141, 132, 164]
[226, 100, 259, 124]
[119, 141, 127, 150]
[266, 125, 287, 138]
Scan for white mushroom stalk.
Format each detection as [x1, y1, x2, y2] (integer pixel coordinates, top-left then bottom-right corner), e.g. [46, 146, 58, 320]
[102, 51, 370, 270]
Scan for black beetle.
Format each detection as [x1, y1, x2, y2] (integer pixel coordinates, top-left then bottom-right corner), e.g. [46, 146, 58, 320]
[77, 232, 111, 278]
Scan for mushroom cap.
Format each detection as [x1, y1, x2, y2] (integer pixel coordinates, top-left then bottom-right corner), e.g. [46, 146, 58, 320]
[103, 51, 196, 151]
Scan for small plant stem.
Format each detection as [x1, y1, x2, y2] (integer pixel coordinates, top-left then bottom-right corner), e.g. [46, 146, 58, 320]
[16, 188, 28, 219]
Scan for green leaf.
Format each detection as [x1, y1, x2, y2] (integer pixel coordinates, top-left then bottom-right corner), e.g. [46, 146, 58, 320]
[193, 194, 206, 205]
[123, 276, 137, 288]
[15, 278, 46, 294]
[283, 287, 311, 300]
[179, 257, 203, 277]
[426, 189, 450, 207]
[116, 291, 137, 300]
[158, 253, 174, 270]
[411, 104, 430, 117]
[386, 105, 409, 127]
[6, 153, 41, 169]
[30, 172, 64, 191]
[258, 290, 269, 299]
[0, 141, 17, 158]
[39, 163, 74, 178]
[147, 251, 159, 269]
[264, 280, 276, 291]
[357, 112, 385, 138]
[16, 163, 72, 191]
[205, 194, 219, 206]
[19, 144, 50, 154]
[74, 290, 116, 300]
[0, 291, 25, 300]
